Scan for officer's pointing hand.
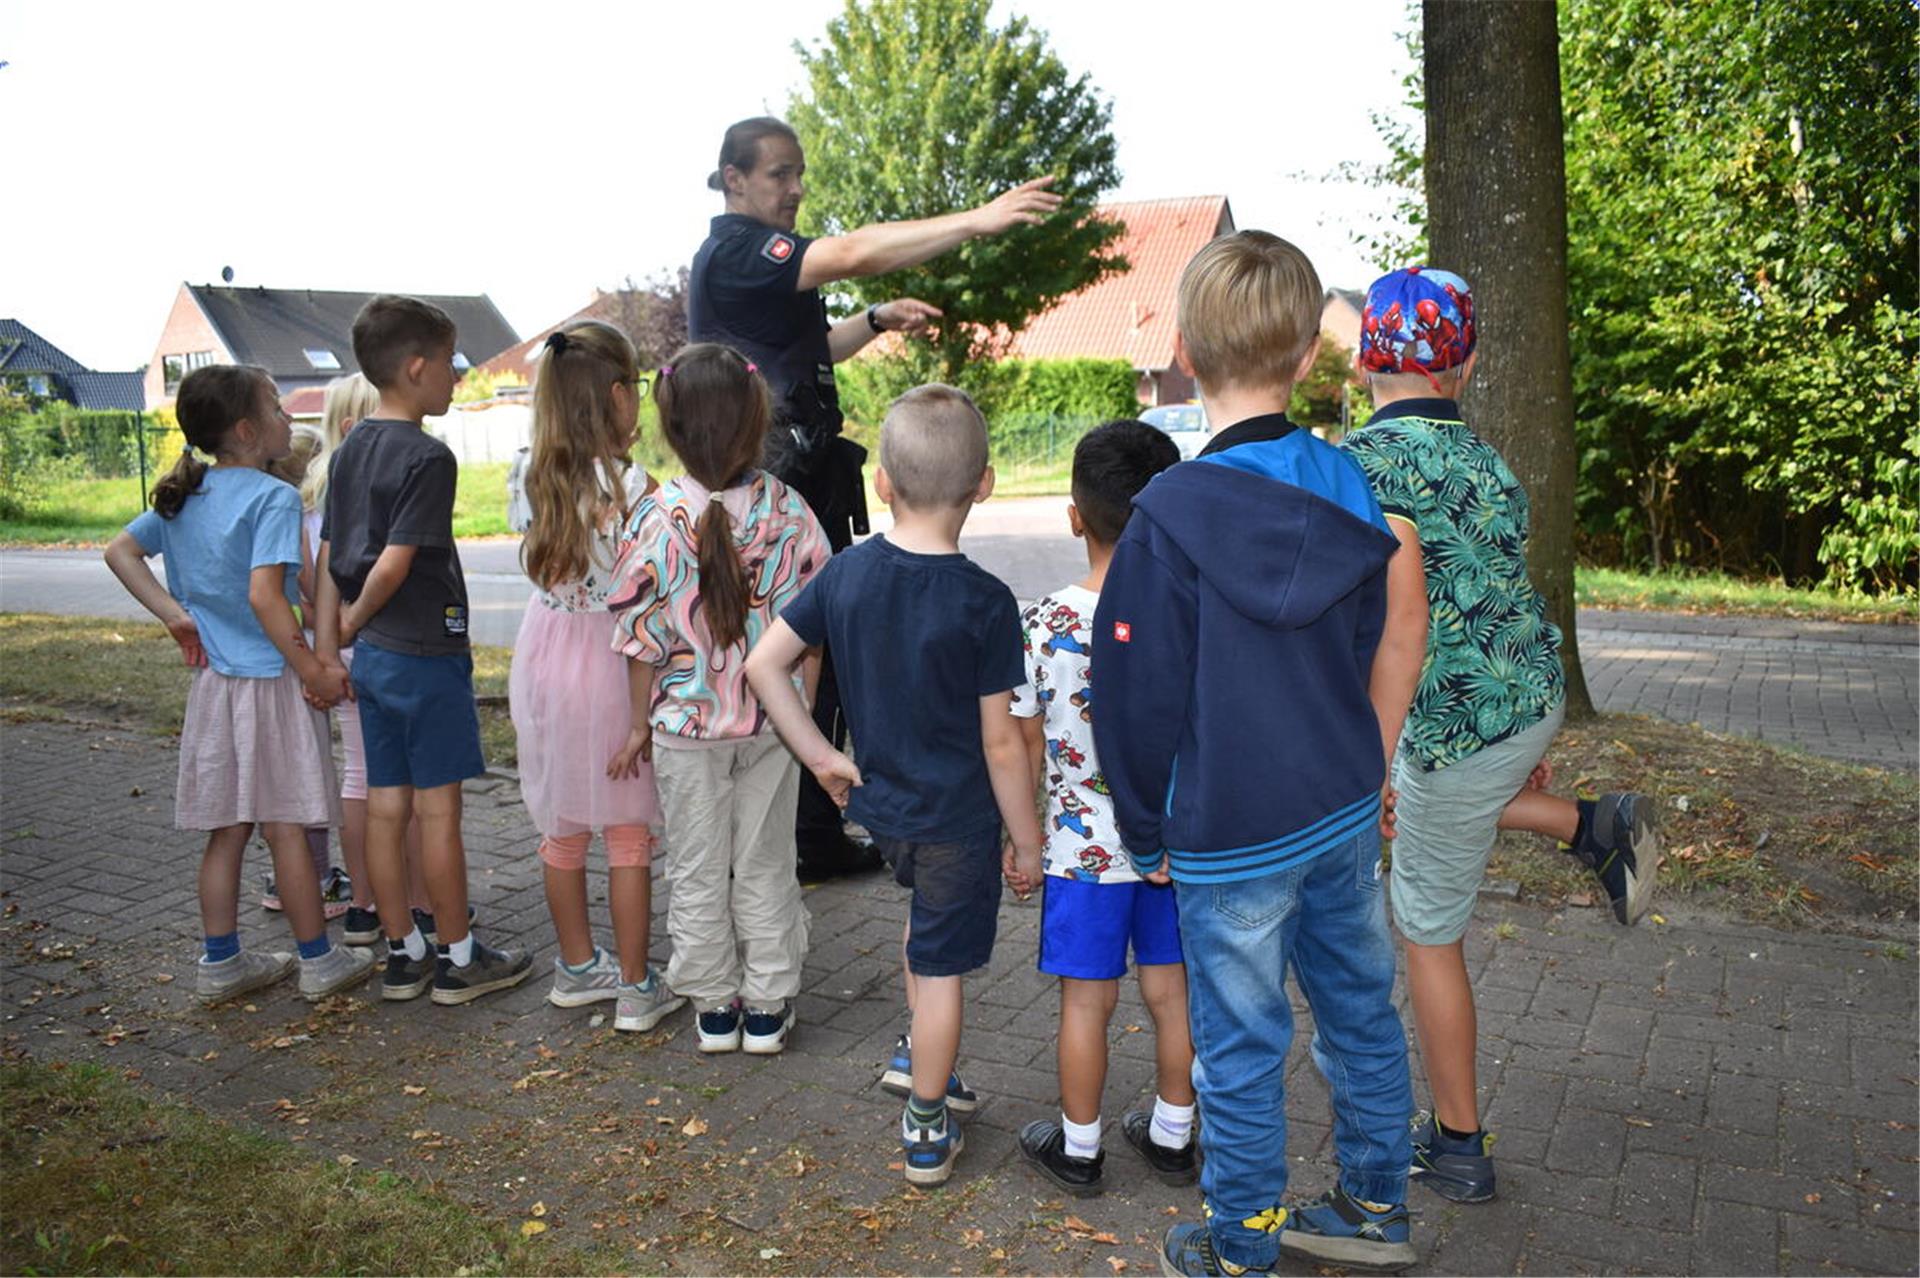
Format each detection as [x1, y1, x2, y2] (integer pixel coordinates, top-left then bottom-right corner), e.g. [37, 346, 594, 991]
[973, 175, 1063, 235]
[875, 298, 943, 336]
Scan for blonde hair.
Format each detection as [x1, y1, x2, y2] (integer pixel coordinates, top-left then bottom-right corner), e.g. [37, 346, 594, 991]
[305, 373, 380, 511]
[1176, 230, 1324, 394]
[878, 384, 989, 509]
[522, 320, 643, 594]
[269, 425, 326, 507]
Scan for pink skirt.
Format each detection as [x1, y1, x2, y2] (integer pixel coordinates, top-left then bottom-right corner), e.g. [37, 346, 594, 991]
[509, 597, 662, 837]
[176, 666, 339, 830]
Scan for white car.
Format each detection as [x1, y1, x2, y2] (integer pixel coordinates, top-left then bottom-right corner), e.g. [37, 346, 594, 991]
[1140, 403, 1210, 460]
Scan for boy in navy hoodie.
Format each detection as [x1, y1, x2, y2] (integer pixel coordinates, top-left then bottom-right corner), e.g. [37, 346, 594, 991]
[1093, 231, 1422, 1276]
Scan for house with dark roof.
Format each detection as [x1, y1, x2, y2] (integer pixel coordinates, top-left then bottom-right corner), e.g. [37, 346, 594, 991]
[144, 284, 521, 409]
[0, 319, 146, 411]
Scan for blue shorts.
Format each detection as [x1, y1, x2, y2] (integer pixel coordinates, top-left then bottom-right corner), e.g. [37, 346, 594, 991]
[874, 826, 1002, 977]
[349, 640, 486, 791]
[1039, 875, 1184, 980]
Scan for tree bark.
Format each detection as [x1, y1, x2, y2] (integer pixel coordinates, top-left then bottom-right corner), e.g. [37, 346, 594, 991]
[1424, 0, 1595, 716]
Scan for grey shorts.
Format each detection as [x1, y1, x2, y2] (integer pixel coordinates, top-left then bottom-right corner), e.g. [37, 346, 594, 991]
[1388, 702, 1566, 946]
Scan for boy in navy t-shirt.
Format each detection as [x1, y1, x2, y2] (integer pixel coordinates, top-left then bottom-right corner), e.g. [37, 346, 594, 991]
[747, 384, 1045, 1188]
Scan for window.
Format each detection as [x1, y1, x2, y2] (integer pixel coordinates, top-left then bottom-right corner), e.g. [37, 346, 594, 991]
[162, 354, 186, 393]
[303, 348, 341, 371]
[186, 350, 215, 372]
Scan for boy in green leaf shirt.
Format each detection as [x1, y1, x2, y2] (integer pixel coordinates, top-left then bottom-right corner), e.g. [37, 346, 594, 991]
[1343, 267, 1661, 1207]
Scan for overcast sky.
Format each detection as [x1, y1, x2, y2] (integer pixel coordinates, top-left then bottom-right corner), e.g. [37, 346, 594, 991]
[5, 0, 1417, 371]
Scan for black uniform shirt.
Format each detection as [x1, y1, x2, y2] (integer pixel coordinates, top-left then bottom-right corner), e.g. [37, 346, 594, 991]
[689, 213, 841, 436]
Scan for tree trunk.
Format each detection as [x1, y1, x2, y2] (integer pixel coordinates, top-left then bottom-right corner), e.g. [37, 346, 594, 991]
[1424, 0, 1595, 716]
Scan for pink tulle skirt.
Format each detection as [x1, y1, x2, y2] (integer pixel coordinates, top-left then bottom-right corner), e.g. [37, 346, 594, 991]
[508, 598, 661, 837]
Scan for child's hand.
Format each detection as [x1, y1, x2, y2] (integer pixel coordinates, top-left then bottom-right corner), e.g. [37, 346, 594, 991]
[807, 750, 862, 808]
[165, 615, 207, 668]
[1526, 760, 1553, 791]
[1142, 852, 1172, 886]
[1009, 841, 1042, 898]
[606, 728, 652, 779]
[1000, 838, 1032, 898]
[1379, 783, 1399, 841]
[303, 662, 349, 710]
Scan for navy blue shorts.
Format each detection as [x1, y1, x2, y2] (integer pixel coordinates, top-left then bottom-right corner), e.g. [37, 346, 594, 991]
[874, 826, 1002, 977]
[349, 640, 485, 791]
[1039, 875, 1184, 980]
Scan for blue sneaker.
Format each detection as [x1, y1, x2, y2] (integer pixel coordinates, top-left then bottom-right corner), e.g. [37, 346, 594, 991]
[877, 1033, 979, 1113]
[900, 1109, 964, 1186]
[1277, 1185, 1416, 1272]
[697, 1002, 742, 1053]
[742, 1006, 792, 1055]
[1409, 1110, 1497, 1202]
[1157, 1222, 1273, 1277]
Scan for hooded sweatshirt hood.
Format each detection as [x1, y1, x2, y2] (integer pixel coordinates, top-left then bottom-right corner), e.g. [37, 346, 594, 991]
[1089, 419, 1401, 884]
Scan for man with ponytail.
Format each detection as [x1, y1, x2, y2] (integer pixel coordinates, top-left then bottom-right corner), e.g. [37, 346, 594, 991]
[692, 114, 1061, 882]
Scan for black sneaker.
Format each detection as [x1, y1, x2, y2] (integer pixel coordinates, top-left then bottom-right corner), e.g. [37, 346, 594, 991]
[412, 904, 478, 947]
[381, 942, 436, 1001]
[1122, 1108, 1199, 1185]
[1573, 793, 1659, 925]
[341, 906, 382, 946]
[430, 938, 533, 1005]
[1018, 1119, 1104, 1196]
[796, 830, 883, 884]
[1408, 1110, 1496, 1203]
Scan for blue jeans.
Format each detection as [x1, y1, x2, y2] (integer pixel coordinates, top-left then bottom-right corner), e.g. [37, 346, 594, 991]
[1176, 826, 1411, 1270]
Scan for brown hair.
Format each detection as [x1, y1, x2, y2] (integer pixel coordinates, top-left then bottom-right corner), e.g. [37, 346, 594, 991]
[654, 342, 770, 650]
[522, 321, 643, 593]
[151, 364, 276, 518]
[350, 294, 456, 389]
[878, 384, 990, 509]
[707, 116, 800, 191]
[1176, 230, 1324, 394]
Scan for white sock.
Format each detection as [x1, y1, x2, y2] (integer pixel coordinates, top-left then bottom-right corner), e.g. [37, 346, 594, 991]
[1150, 1096, 1195, 1149]
[396, 928, 428, 962]
[448, 933, 475, 967]
[1062, 1113, 1102, 1160]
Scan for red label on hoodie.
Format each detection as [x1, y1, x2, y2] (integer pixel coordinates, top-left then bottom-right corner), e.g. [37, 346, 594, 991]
[1112, 621, 1132, 643]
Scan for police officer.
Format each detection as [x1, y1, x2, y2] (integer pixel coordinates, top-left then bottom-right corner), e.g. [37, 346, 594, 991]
[691, 114, 1059, 881]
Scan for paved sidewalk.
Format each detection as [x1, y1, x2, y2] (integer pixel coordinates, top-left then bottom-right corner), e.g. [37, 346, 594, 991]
[2, 719, 1916, 1275]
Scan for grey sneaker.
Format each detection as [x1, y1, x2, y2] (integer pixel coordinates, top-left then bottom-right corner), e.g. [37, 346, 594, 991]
[430, 938, 533, 1005]
[298, 944, 376, 1001]
[614, 971, 686, 1032]
[197, 949, 295, 1004]
[547, 947, 622, 1008]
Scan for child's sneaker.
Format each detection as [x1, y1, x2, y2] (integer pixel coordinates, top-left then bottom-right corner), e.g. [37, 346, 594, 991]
[742, 1006, 793, 1055]
[1158, 1222, 1273, 1277]
[1018, 1119, 1104, 1196]
[1408, 1110, 1496, 1202]
[546, 948, 622, 1007]
[298, 944, 375, 1001]
[614, 971, 685, 1032]
[877, 1034, 980, 1113]
[1576, 792, 1659, 925]
[412, 904, 478, 947]
[1122, 1107, 1199, 1186]
[382, 943, 437, 1001]
[430, 938, 533, 1005]
[697, 1001, 743, 1053]
[901, 1109, 964, 1186]
[1276, 1185, 1416, 1272]
[341, 906, 382, 946]
[260, 877, 283, 912]
[319, 866, 353, 921]
[196, 949, 295, 1004]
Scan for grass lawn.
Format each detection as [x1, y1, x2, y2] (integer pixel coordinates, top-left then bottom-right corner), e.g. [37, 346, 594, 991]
[1576, 565, 1916, 624]
[3, 611, 1912, 930]
[0, 1059, 625, 1277]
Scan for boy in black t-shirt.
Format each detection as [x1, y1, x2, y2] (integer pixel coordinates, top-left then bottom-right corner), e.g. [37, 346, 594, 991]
[747, 384, 1045, 1187]
[316, 295, 531, 1006]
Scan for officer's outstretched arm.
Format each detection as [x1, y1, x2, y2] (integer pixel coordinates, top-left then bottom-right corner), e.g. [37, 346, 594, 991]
[796, 176, 1060, 291]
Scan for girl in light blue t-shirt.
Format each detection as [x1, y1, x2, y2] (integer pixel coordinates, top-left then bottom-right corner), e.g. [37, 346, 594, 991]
[104, 364, 373, 1007]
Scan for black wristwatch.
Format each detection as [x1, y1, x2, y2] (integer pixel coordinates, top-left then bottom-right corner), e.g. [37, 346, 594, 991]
[866, 303, 885, 333]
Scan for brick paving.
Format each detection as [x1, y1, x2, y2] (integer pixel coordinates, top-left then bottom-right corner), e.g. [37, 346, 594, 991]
[2, 718, 1916, 1275]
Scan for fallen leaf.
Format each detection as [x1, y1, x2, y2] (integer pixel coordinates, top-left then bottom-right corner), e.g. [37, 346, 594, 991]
[1804, 1192, 1822, 1204]
[1091, 1231, 1121, 1245]
[410, 1129, 431, 1141]
[153, 973, 174, 984]
[1566, 891, 1594, 908]
[531, 1201, 547, 1218]
[1107, 1258, 1128, 1273]
[335, 1153, 358, 1166]
[645, 1097, 661, 1107]
[961, 1228, 985, 1248]
[989, 1248, 1007, 1260]
[758, 1248, 784, 1260]
[1651, 913, 1667, 925]
[520, 1220, 547, 1238]
[403, 1084, 427, 1096]
[1064, 1215, 1096, 1234]
[682, 1116, 709, 1137]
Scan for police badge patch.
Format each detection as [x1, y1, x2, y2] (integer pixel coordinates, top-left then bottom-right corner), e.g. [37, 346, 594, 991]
[762, 234, 795, 263]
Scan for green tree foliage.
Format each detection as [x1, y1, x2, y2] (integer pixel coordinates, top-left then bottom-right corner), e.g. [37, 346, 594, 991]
[788, 0, 1126, 381]
[1560, 0, 1917, 592]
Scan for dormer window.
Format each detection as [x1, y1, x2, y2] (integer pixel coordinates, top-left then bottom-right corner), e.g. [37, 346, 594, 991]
[303, 348, 342, 371]
[452, 352, 472, 372]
